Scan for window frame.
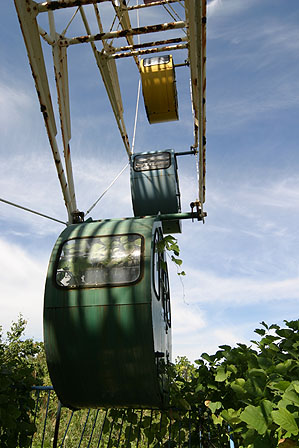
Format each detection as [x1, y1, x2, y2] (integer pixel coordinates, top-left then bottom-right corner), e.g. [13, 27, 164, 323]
[133, 152, 171, 173]
[54, 233, 144, 290]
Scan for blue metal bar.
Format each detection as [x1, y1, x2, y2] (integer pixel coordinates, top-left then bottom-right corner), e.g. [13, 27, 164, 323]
[107, 414, 116, 446]
[188, 410, 191, 448]
[168, 413, 172, 447]
[116, 412, 125, 447]
[178, 415, 182, 448]
[125, 410, 133, 448]
[136, 410, 143, 447]
[87, 409, 99, 448]
[147, 410, 154, 448]
[53, 401, 62, 448]
[30, 388, 41, 448]
[41, 389, 51, 448]
[59, 410, 74, 448]
[97, 409, 108, 448]
[32, 386, 54, 390]
[78, 409, 90, 448]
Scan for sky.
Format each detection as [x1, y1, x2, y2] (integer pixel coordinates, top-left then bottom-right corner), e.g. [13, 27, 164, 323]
[1, 0, 299, 362]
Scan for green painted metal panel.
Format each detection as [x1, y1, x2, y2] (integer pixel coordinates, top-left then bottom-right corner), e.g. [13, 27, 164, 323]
[44, 217, 171, 409]
[130, 151, 181, 233]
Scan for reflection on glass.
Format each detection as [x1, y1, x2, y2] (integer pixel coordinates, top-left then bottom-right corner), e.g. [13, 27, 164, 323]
[56, 234, 142, 288]
[134, 152, 171, 172]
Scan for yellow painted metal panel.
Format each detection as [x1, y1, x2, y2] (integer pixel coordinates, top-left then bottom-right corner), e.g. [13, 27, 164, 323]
[140, 55, 179, 124]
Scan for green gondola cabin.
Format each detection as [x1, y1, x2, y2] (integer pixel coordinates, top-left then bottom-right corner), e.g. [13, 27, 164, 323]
[130, 150, 182, 234]
[44, 216, 171, 410]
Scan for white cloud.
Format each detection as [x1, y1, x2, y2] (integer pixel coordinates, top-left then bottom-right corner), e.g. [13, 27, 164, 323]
[0, 81, 33, 132]
[0, 238, 46, 341]
[207, 0, 257, 20]
[185, 268, 299, 305]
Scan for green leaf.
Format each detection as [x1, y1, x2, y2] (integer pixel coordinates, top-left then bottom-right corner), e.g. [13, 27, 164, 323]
[201, 352, 212, 363]
[272, 408, 299, 435]
[240, 405, 270, 435]
[248, 368, 267, 378]
[284, 386, 299, 407]
[212, 414, 223, 425]
[221, 408, 241, 425]
[231, 378, 247, 397]
[215, 366, 229, 382]
[219, 345, 231, 350]
[254, 328, 266, 336]
[268, 381, 290, 392]
[171, 256, 182, 266]
[207, 401, 222, 413]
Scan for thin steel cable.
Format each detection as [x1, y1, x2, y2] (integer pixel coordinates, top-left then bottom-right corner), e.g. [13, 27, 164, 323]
[61, 6, 80, 36]
[85, 162, 129, 216]
[0, 198, 66, 225]
[131, 79, 141, 154]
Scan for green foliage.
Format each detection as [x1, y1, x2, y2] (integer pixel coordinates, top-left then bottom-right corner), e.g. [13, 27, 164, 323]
[0, 316, 44, 448]
[188, 319, 299, 447]
[3, 317, 299, 447]
[157, 235, 186, 276]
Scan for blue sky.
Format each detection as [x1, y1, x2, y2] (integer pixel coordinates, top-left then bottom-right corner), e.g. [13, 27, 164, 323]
[1, 0, 299, 361]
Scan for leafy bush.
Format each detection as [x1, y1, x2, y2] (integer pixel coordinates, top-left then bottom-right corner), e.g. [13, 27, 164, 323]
[174, 320, 299, 447]
[2, 317, 299, 447]
[0, 316, 44, 448]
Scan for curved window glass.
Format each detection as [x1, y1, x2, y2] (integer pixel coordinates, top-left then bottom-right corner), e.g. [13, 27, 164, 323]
[133, 152, 171, 172]
[56, 234, 142, 288]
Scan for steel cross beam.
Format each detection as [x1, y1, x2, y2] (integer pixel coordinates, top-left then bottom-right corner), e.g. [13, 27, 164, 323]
[185, 0, 207, 213]
[13, 0, 207, 222]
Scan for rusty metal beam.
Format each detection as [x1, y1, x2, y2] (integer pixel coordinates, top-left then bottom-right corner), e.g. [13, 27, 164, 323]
[14, 0, 74, 221]
[185, 0, 207, 212]
[59, 20, 186, 47]
[126, 0, 180, 11]
[79, 6, 131, 156]
[37, 0, 181, 14]
[37, 0, 110, 13]
[111, 42, 188, 60]
[49, 10, 78, 214]
[111, 36, 187, 54]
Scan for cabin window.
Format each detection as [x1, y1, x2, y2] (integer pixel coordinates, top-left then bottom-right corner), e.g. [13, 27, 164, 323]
[133, 152, 171, 172]
[56, 234, 142, 288]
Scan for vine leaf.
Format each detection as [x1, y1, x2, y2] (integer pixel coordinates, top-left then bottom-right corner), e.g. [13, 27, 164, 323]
[240, 403, 272, 435]
[272, 408, 299, 436]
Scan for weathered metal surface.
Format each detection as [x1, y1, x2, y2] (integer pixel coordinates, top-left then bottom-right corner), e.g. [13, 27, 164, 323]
[49, 11, 78, 214]
[37, 0, 110, 13]
[59, 21, 186, 47]
[44, 217, 171, 409]
[127, 0, 180, 10]
[14, 0, 208, 223]
[14, 0, 75, 221]
[185, 0, 207, 212]
[111, 36, 187, 54]
[112, 0, 140, 69]
[111, 43, 188, 60]
[79, 7, 131, 156]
